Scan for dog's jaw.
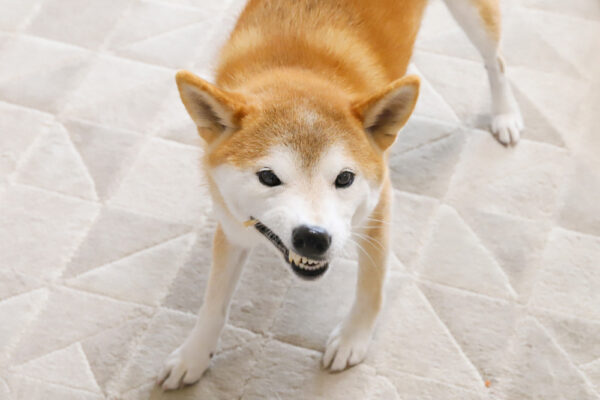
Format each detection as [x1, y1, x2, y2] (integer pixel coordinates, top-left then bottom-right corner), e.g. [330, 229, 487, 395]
[252, 218, 329, 280]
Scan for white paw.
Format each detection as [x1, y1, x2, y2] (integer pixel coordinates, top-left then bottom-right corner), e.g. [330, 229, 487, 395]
[491, 110, 523, 146]
[322, 323, 373, 372]
[157, 343, 211, 391]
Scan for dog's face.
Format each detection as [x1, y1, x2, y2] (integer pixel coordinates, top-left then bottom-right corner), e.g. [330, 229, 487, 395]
[211, 142, 377, 278]
[176, 71, 419, 279]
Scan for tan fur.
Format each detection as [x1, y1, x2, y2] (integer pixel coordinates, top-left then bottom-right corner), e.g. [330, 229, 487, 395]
[218, 0, 427, 91]
[175, 71, 251, 143]
[351, 75, 420, 150]
[175, 0, 426, 336]
[177, 0, 426, 182]
[472, 0, 501, 41]
[162, 0, 521, 385]
[354, 177, 391, 314]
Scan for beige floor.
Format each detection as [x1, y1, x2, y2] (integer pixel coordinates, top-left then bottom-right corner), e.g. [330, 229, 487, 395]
[1, 0, 600, 399]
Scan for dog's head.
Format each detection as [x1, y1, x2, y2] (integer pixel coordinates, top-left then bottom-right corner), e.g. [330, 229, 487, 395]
[176, 70, 419, 279]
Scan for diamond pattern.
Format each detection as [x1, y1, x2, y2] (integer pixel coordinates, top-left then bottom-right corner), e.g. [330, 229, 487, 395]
[1, 0, 599, 399]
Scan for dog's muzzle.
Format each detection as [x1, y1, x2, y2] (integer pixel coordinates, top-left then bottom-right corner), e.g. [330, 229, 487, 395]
[249, 217, 329, 280]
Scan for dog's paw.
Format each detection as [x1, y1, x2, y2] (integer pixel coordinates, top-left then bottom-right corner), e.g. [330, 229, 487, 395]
[157, 344, 211, 391]
[491, 110, 523, 146]
[322, 323, 373, 372]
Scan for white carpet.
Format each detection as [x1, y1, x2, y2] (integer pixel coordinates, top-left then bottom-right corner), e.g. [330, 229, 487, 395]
[1, 0, 600, 399]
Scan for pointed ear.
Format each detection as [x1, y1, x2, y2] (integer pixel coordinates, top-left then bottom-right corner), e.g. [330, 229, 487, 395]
[352, 75, 420, 150]
[175, 70, 250, 143]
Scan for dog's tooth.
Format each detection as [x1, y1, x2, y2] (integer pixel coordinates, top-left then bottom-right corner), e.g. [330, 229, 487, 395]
[288, 253, 293, 263]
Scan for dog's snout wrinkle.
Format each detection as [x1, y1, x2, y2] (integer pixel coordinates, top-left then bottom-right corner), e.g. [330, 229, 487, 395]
[292, 225, 331, 259]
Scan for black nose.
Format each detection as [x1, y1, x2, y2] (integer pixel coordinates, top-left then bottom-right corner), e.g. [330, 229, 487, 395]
[292, 225, 331, 259]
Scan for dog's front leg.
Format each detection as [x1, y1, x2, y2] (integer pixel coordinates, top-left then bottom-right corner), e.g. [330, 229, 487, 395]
[158, 225, 249, 390]
[323, 181, 391, 372]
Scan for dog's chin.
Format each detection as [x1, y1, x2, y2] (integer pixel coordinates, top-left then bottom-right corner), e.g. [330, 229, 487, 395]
[251, 218, 329, 280]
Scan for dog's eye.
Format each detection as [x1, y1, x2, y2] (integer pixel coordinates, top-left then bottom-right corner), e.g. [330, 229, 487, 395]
[335, 170, 355, 188]
[257, 169, 282, 187]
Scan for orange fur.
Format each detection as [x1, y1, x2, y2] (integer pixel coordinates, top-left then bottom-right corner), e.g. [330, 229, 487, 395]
[351, 75, 420, 150]
[355, 176, 391, 312]
[471, 0, 501, 41]
[175, 71, 251, 143]
[218, 0, 427, 91]
[161, 1, 523, 384]
[165, 2, 430, 381]
[176, 0, 426, 183]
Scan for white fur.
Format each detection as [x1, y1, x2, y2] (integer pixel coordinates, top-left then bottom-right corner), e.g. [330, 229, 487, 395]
[159, 142, 382, 389]
[443, 0, 524, 145]
[212, 144, 380, 259]
[323, 313, 375, 371]
[159, 246, 249, 390]
[160, 0, 525, 388]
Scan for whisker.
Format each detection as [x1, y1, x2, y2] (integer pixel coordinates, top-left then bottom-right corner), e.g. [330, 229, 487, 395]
[364, 216, 391, 224]
[348, 237, 377, 269]
[351, 232, 384, 250]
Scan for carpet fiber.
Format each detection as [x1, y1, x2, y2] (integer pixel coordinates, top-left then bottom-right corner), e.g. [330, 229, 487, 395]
[1, 0, 600, 399]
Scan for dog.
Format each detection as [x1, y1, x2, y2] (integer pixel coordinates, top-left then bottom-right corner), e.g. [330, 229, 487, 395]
[158, 0, 523, 390]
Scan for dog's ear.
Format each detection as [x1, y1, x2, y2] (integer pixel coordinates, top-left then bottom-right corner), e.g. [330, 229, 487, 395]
[351, 75, 420, 151]
[176, 70, 250, 143]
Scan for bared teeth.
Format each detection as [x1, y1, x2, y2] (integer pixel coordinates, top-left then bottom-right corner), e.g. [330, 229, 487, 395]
[288, 250, 300, 265]
[287, 250, 326, 270]
[252, 217, 327, 273]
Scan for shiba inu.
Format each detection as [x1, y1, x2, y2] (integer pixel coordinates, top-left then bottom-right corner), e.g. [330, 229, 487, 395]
[158, 0, 523, 390]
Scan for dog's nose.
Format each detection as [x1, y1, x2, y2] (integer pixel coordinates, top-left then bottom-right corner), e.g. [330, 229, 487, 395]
[292, 225, 331, 258]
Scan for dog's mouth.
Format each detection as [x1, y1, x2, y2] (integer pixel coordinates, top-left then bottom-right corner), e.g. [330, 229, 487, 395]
[249, 218, 329, 280]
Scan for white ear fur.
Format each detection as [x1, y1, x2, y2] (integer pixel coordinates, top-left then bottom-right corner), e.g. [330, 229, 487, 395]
[178, 84, 234, 131]
[176, 70, 249, 142]
[352, 75, 420, 150]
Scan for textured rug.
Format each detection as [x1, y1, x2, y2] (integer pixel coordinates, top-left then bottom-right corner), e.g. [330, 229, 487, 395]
[1, 0, 600, 399]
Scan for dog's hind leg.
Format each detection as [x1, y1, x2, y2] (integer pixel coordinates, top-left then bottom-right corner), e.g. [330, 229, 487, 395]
[322, 181, 391, 371]
[442, 0, 523, 145]
[158, 225, 249, 390]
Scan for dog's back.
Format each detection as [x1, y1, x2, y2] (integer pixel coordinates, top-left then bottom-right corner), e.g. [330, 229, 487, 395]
[216, 0, 428, 94]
